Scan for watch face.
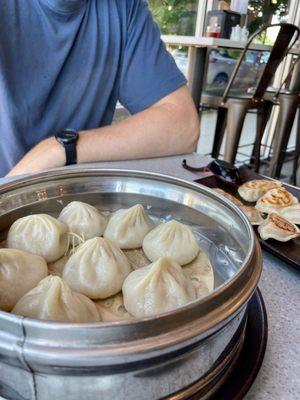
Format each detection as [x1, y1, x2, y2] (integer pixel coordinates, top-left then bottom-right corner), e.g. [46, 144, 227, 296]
[56, 129, 79, 144]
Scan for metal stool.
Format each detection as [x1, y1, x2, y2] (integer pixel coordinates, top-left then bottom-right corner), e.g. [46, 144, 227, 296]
[266, 58, 300, 184]
[201, 23, 300, 165]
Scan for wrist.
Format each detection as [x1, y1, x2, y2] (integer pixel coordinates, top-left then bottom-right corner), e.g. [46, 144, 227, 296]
[43, 137, 66, 167]
[55, 129, 79, 165]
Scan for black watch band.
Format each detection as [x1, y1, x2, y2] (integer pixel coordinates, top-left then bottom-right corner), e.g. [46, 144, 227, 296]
[65, 142, 77, 165]
[55, 129, 79, 166]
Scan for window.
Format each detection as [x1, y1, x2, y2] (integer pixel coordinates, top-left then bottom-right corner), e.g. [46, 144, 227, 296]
[248, 0, 289, 34]
[148, 1, 199, 77]
[148, 0, 199, 36]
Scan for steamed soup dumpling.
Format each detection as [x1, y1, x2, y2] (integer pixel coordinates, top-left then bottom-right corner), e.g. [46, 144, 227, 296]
[123, 258, 196, 318]
[58, 201, 107, 242]
[183, 252, 214, 299]
[7, 214, 69, 262]
[104, 204, 154, 249]
[63, 237, 131, 299]
[142, 220, 199, 265]
[0, 249, 48, 311]
[12, 275, 100, 322]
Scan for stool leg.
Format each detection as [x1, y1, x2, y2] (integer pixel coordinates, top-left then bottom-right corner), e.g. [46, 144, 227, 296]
[269, 94, 299, 179]
[292, 107, 300, 186]
[252, 101, 273, 172]
[223, 101, 248, 165]
[211, 107, 227, 159]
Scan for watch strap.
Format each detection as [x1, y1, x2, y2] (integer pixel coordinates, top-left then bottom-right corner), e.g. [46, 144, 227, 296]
[65, 142, 77, 165]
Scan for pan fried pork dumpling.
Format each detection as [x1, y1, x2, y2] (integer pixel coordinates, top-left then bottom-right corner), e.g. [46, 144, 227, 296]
[258, 213, 300, 242]
[123, 258, 196, 318]
[142, 220, 199, 265]
[7, 214, 69, 263]
[238, 180, 282, 202]
[58, 201, 107, 242]
[255, 188, 298, 214]
[104, 204, 154, 249]
[0, 249, 48, 311]
[239, 206, 264, 226]
[63, 237, 131, 299]
[12, 276, 100, 323]
[276, 204, 300, 225]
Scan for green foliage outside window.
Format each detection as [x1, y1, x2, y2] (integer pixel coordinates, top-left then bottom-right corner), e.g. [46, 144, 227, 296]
[148, 0, 197, 36]
[248, 0, 288, 33]
[148, 0, 289, 36]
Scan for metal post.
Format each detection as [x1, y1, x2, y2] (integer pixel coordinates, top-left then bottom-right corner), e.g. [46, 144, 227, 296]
[187, 0, 213, 108]
[188, 47, 208, 109]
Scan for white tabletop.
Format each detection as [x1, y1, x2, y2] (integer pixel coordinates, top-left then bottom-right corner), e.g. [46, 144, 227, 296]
[162, 35, 300, 55]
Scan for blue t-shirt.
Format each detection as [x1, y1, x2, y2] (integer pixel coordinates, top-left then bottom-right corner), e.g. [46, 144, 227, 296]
[0, 0, 186, 176]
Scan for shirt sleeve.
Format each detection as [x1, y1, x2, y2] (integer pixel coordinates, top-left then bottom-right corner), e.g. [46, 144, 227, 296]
[118, 0, 187, 114]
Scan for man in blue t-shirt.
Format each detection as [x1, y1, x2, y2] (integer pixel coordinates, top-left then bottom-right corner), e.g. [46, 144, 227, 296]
[1, 0, 199, 177]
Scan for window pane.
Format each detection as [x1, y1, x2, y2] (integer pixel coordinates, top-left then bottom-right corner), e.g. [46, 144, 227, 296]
[210, 1, 289, 38]
[248, 0, 289, 35]
[148, 0, 198, 36]
[203, 47, 270, 96]
[168, 46, 189, 77]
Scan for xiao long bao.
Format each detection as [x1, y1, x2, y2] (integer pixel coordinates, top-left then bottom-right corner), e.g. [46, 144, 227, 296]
[142, 220, 200, 265]
[12, 276, 100, 323]
[183, 252, 214, 299]
[58, 201, 107, 242]
[104, 204, 154, 249]
[0, 249, 48, 311]
[7, 214, 69, 262]
[123, 258, 196, 318]
[3, 200, 215, 323]
[63, 237, 131, 299]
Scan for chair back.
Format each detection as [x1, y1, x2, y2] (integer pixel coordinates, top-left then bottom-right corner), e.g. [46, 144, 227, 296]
[221, 23, 300, 106]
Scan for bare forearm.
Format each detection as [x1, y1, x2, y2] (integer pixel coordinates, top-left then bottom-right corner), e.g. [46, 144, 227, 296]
[77, 102, 199, 163]
[7, 86, 199, 177]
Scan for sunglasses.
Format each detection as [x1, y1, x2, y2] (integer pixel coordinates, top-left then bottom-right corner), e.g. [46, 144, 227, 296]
[182, 159, 243, 186]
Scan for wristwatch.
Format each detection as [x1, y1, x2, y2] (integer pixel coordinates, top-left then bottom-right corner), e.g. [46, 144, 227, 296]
[55, 129, 79, 166]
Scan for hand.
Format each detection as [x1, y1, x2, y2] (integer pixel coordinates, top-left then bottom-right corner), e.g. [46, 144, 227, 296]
[6, 137, 66, 177]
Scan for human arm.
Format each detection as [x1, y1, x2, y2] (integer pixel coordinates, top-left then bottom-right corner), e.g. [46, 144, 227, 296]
[7, 85, 199, 176]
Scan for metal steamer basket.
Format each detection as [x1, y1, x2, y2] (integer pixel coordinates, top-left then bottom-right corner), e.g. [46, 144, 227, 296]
[0, 169, 262, 400]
